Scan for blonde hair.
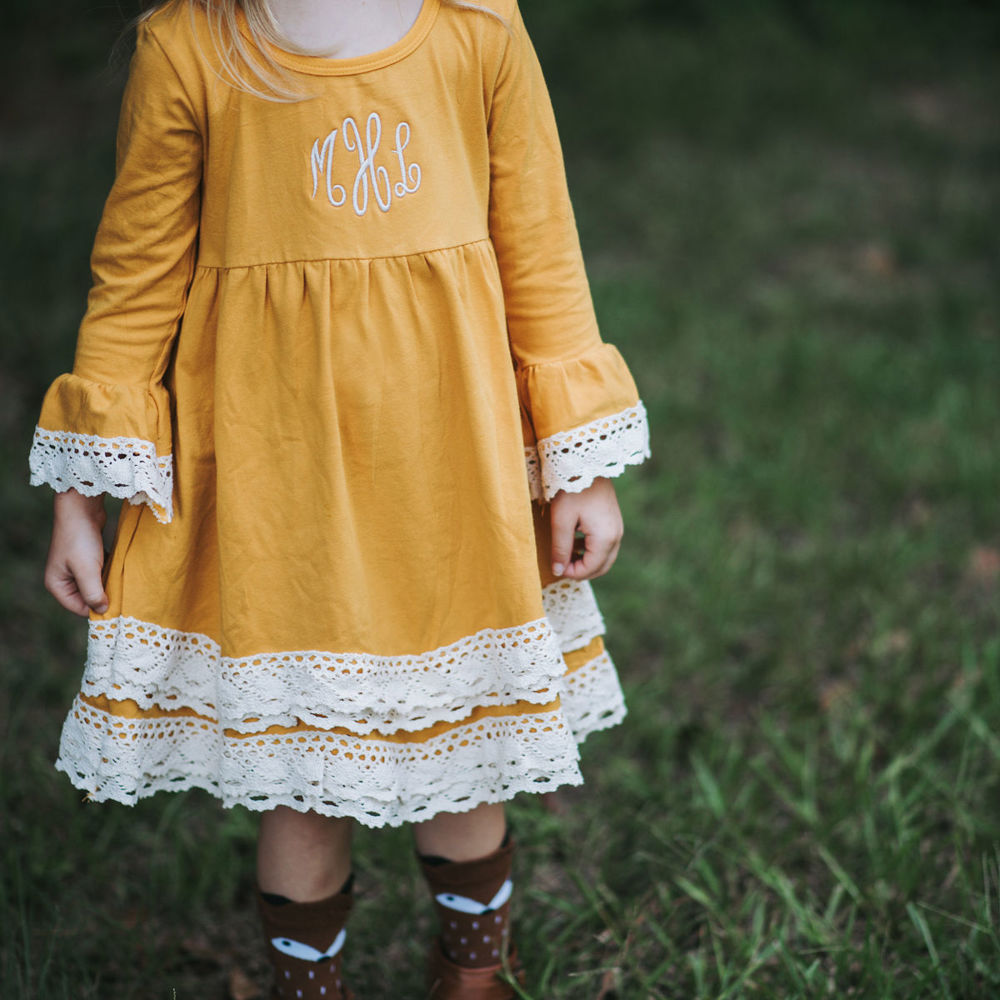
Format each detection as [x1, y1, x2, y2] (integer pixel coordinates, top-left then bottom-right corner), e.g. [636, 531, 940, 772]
[137, 0, 504, 102]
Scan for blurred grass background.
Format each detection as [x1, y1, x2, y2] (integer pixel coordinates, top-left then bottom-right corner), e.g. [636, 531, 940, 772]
[2, 0, 999, 997]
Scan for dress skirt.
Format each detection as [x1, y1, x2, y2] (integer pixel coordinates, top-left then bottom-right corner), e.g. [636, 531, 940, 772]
[28, 0, 650, 826]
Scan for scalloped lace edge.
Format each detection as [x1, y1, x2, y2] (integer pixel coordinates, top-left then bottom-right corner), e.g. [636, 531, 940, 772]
[541, 578, 605, 653]
[82, 614, 573, 735]
[56, 700, 587, 827]
[29, 427, 173, 524]
[80, 577, 607, 732]
[527, 402, 650, 501]
[562, 648, 627, 741]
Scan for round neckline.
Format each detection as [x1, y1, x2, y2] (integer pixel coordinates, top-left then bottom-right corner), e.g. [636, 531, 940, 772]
[245, 0, 440, 77]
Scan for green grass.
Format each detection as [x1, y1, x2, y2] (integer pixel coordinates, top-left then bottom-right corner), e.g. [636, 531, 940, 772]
[2, 1, 999, 997]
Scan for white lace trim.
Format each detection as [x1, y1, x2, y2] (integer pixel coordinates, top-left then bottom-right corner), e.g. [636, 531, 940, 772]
[56, 700, 585, 827]
[535, 402, 650, 500]
[81, 616, 569, 736]
[541, 579, 605, 652]
[29, 428, 173, 524]
[563, 649, 627, 741]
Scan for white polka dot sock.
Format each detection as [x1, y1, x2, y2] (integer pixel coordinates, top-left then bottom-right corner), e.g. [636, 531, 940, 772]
[419, 836, 515, 970]
[257, 883, 354, 1000]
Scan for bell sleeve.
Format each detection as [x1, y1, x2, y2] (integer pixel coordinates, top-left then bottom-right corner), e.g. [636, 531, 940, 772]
[486, 2, 650, 502]
[28, 21, 204, 524]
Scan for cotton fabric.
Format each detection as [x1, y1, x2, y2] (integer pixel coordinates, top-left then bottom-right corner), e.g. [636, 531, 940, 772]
[29, 0, 649, 826]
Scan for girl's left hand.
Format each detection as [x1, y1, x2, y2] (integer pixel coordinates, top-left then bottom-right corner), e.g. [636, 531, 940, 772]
[549, 477, 623, 580]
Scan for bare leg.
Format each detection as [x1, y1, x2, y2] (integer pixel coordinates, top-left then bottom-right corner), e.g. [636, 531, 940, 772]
[413, 801, 506, 861]
[257, 806, 354, 902]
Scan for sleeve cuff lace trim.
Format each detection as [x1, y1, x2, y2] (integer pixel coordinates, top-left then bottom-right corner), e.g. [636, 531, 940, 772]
[526, 402, 650, 501]
[29, 428, 174, 524]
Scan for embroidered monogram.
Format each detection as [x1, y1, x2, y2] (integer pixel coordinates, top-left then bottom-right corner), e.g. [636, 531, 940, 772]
[310, 112, 421, 216]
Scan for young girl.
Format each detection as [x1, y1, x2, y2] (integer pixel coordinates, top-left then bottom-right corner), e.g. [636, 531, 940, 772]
[31, 0, 649, 995]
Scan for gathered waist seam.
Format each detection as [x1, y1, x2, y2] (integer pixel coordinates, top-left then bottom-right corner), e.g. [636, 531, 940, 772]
[195, 236, 493, 271]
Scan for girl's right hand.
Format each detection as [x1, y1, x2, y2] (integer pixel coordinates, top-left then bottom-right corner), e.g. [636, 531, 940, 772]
[45, 489, 109, 617]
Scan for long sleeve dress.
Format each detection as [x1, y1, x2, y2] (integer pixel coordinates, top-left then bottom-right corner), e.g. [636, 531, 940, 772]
[28, 0, 650, 827]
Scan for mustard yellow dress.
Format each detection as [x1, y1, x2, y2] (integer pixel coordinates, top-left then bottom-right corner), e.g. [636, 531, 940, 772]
[29, 0, 649, 826]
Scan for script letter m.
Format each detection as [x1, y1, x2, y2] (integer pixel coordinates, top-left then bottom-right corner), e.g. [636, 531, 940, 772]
[310, 130, 344, 206]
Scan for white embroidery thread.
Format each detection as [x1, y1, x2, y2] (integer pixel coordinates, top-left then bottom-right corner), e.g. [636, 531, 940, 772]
[392, 121, 421, 197]
[344, 114, 391, 216]
[310, 129, 346, 207]
[310, 112, 421, 216]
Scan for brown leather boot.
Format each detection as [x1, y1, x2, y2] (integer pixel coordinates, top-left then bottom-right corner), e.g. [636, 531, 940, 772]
[256, 884, 355, 1000]
[425, 942, 524, 1000]
[419, 838, 524, 999]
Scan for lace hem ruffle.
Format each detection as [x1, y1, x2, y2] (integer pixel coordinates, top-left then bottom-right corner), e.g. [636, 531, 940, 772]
[563, 649, 627, 740]
[29, 428, 173, 523]
[541, 579, 605, 652]
[56, 699, 585, 827]
[528, 403, 650, 501]
[81, 615, 569, 735]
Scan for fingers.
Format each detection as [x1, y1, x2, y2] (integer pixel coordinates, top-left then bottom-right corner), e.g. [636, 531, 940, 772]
[44, 569, 96, 617]
[559, 518, 622, 580]
[549, 478, 624, 581]
[45, 555, 109, 617]
[72, 557, 110, 614]
[45, 496, 109, 617]
[43, 563, 88, 616]
[549, 498, 578, 579]
[567, 527, 622, 580]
